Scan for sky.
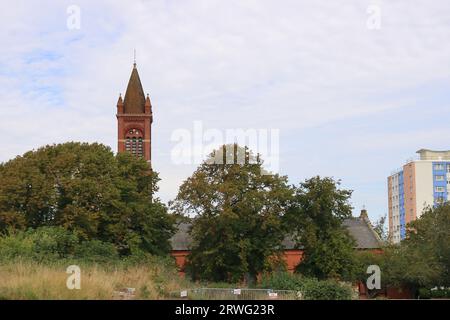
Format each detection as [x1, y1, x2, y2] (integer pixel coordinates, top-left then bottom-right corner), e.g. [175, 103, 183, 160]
[1, 0, 450, 222]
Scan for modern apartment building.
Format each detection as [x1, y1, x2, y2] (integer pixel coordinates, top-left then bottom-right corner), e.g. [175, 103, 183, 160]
[388, 149, 450, 243]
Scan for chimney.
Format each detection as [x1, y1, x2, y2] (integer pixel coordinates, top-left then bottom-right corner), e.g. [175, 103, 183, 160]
[360, 207, 368, 220]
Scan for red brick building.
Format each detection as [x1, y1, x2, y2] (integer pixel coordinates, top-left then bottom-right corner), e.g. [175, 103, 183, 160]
[170, 209, 383, 275]
[116, 63, 153, 166]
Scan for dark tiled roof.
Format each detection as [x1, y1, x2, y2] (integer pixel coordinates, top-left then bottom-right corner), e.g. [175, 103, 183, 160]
[170, 217, 382, 251]
[342, 217, 382, 249]
[170, 222, 192, 251]
[123, 66, 146, 114]
[281, 234, 298, 250]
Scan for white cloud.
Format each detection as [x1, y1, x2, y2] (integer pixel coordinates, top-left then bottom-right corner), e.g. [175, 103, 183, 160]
[1, 0, 450, 220]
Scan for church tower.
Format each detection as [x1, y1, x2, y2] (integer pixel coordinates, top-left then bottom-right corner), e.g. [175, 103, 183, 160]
[116, 63, 153, 166]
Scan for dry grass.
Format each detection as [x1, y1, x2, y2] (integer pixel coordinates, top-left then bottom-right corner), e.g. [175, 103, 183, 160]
[0, 260, 189, 300]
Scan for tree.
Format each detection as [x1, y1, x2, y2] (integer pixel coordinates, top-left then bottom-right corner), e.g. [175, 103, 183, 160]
[373, 214, 388, 242]
[0, 142, 174, 256]
[356, 203, 450, 295]
[408, 204, 450, 287]
[284, 176, 357, 280]
[170, 144, 293, 282]
[384, 204, 450, 288]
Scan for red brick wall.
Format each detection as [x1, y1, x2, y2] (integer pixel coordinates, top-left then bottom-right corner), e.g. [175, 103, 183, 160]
[386, 286, 415, 299]
[172, 250, 190, 276]
[283, 249, 303, 273]
[171, 249, 304, 276]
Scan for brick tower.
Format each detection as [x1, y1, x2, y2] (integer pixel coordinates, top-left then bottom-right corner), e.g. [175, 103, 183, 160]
[116, 63, 153, 166]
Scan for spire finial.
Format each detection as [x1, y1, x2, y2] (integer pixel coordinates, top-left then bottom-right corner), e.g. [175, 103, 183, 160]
[133, 49, 136, 68]
[360, 205, 368, 219]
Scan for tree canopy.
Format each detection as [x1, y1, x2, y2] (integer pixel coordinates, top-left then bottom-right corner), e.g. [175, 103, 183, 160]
[171, 144, 293, 282]
[0, 142, 174, 256]
[352, 203, 450, 297]
[284, 176, 357, 280]
[380, 204, 450, 288]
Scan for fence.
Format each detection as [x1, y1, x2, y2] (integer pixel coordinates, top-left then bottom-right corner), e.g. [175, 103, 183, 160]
[169, 288, 302, 300]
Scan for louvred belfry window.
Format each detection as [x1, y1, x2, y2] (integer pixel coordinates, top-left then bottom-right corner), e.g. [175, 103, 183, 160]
[125, 128, 144, 157]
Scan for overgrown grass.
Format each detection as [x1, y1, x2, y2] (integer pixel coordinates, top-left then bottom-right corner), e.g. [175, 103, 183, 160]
[0, 226, 195, 299]
[0, 258, 191, 300]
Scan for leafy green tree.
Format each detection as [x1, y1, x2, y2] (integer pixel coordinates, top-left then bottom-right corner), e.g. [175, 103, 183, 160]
[171, 144, 293, 282]
[285, 176, 357, 280]
[382, 204, 450, 289]
[407, 204, 450, 287]
[373, 214, 388, 242]
[0, 142, 174, 256]
[354, 204, 450, 295]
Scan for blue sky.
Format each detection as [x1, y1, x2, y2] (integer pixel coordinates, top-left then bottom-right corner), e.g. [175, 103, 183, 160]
[1, 0, 450, 221]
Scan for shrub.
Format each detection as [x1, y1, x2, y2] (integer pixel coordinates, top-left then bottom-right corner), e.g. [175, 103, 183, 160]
[418, 288, 431, 299]
[28, 227, 79, 260]
[302, 278, 352, 300]
[73, 240, 119, 263]
[259, 272, 303, 291]
[418, 287, 450, 299]
[259, 272, 352, 300]
[0, 227, 119, 264]
[0, 226, 78, 262]
[430, 287, 450, 299]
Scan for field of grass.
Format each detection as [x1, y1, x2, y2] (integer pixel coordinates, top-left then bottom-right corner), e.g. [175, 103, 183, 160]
[0, 259, 190, 300]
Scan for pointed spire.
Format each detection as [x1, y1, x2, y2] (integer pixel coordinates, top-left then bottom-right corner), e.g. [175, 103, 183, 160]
[145, 93, 152, 114]
[123, 64, 146, 113]
[117, 93, 124, 113]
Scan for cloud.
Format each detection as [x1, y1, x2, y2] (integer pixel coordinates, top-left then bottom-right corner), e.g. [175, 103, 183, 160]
[1, 0, 450, 221]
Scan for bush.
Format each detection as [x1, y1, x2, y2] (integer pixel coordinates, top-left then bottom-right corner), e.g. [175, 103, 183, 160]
[0, 226, 78, 262]
[418, 288, 431, 299]
[259, 271, 303, 291]
[29, 227, 79, 260]
[73, 240, 119, 263]
[303, 278, 352, 300]
[418, 287, 450, 299]
[0, 227, 119, 264]
[259, 272, 353, 300]
[430, 287, 450, 299]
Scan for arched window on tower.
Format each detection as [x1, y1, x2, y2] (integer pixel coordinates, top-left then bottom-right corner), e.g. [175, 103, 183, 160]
[125, 128, 144, 157]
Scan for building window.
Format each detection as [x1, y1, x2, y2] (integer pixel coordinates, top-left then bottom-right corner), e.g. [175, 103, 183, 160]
[434, 164, 445, 171]
[435, 175, 445, 181]
[137, 137, 143, 157]
[435, 186, 445, 193]
[125, 128, 144, 158]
